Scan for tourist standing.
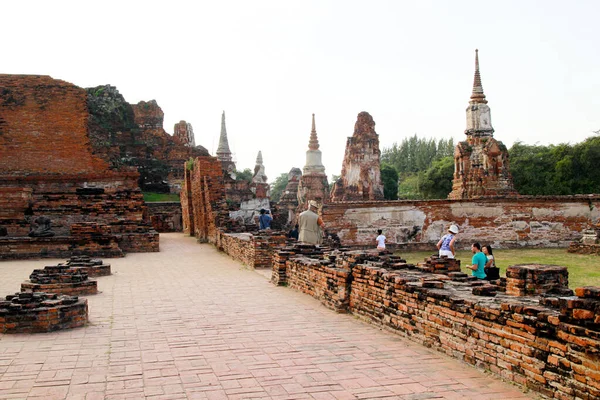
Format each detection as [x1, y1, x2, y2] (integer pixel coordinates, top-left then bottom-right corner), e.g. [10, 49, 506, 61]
[467, 242, 487, 279]
[376, 229, 386, 250]
[258, 209, 272, 230]
[298, 201, 325, 245]
[436, 225, 459, 258]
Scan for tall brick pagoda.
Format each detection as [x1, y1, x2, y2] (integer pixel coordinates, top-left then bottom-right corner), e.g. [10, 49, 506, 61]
[297, 114, 329, 208]
[448, 50, 517, 199]
[330, 111, 384, 202]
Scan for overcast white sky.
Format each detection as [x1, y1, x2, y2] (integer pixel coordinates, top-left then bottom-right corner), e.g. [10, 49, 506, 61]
[3, 1, 599, 182]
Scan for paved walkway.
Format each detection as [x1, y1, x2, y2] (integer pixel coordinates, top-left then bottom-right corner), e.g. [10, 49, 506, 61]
[0, 233, 537, 400]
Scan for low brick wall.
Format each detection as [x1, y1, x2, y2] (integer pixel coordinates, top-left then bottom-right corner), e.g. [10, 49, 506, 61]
[275, 249, 600, 400]
[146, 202, 183, 232]
[568, 242, 600, 255]
[217, 230, 287, 269]
[0, 236, 124, 260]
[0, 292, 88, 333]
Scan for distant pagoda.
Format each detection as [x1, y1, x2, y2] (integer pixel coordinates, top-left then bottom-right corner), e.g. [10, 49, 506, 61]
[448, 50, 517, 199]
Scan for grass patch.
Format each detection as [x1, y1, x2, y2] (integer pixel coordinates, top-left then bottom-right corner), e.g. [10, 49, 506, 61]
[397, 248, 600, 290]
[143, 192, 180, 202]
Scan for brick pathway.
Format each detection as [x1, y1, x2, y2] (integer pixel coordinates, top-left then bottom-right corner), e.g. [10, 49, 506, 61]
[0, 233, 537, 400]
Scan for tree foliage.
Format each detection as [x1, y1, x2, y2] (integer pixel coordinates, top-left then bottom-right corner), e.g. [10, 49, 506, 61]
[235, 168, 253, 182]
[382, 135, 454, 175]
[419, 156, 454, 199]
[509, 136, 600, 195]
[382, 135, 455, 199]
[381, 164, 399, 200]
[270, 173, 289, 202]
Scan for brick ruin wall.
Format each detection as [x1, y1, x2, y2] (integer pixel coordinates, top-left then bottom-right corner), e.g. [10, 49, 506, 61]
[181, 156, 228, 243]
[323, 196, 600, 249]
[273, 250, 600, 400]
[146, 202, 183, 232]
[216, 230, 287, 269]
[0, 75, 158, 259]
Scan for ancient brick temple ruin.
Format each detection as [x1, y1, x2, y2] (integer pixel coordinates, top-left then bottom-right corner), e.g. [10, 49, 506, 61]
[448, 50, 517, 199]
[330, 111, 384, 202]
[87, 85, 208, 193]
[0, 75, 158, 259]
[297, 114, 329, 210]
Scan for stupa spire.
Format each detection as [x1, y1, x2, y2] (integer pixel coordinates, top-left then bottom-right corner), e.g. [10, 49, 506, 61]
[470, 49, 487, 104]
[308, 113, 320, 151]
[303, 113, 326, 175]
[216, 111, 232, 162]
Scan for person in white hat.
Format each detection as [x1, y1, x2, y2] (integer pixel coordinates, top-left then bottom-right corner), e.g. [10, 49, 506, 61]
[298, 200, 325, 244]
[436, 224, 459, 258]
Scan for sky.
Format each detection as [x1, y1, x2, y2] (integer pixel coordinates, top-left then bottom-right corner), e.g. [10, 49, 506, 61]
[3, 0, 600, 183]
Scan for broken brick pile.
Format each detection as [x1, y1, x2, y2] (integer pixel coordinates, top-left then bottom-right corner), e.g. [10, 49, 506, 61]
[506, 264, 569, 296]
[415, 254, 461, 274]
[274, 249, 600, 399]
[61, 255, 112, 277]
[568, 242, 600, 255]
[0, 292, 88, 334]
[21, 265, 98, 296]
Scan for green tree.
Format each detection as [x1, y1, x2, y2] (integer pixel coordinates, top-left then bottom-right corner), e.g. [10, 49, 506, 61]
[380, 164, 399, 200]
[270, 173, 289, 202]
[382, 134, 454, 175]
[235, 168, 253, 182]
[398, 174, 421, 199]
[419, 156, 454, 199]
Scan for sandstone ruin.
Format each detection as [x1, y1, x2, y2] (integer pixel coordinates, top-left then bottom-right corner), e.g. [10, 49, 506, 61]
[330, 111, 384, 202]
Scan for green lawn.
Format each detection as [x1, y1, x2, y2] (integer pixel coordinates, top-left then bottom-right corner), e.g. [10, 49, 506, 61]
[143, 192, 180, 202]
[397, 248, 600, 290]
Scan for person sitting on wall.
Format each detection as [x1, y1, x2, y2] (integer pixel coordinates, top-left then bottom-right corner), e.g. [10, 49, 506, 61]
[436, 224, 458, 258]
[467, 242, 487, 279]
[258, 209, 272, 230]
[298, 200, 325, 245]
[288, 224, 299, 240]
[483, 245, 500, 280]
[376, 229, 386, 251]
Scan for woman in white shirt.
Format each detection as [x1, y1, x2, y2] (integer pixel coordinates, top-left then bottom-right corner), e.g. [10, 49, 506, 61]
[376, 229, 386, 250]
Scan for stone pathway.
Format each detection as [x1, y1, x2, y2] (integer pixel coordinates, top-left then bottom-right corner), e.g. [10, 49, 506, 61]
[0, 233, 538, 400]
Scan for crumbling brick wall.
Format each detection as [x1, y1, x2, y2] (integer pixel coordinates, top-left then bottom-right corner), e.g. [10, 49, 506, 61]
[146, 202, 182, 232]
[0, 75, 158, 259]
[323, 196, 600, 249]
[216, 230, 287, 269]
[276, 250, 600, 400]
